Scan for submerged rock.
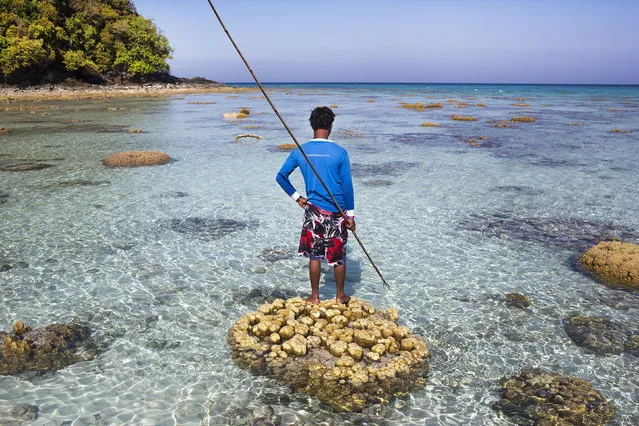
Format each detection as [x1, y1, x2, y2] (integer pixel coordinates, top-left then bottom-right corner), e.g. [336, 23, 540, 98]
[459, 213, 639, 253]
[259, 248, 292, 263]
[0, 321, 92, 375]
[505, 293, 530, 308]
[0, 193, 8, 205]
[580, 241, 639, 290]
[53, 180, 111, 187]
[351, 161, 419, 178]
[169, 217, 251, 240]
[362, 179, 394, 187]
[0, 163, 54, 172]
[228, 297, 429, 412]
[494, 367, 614, 425]
[564, 316, 639, 356]
[0, 404, 39, 425]
[103, 151, 171, 167]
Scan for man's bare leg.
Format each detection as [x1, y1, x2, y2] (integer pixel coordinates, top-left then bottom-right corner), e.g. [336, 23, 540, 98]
[306, 259, 321, 304]
[334, 263, 351, 304]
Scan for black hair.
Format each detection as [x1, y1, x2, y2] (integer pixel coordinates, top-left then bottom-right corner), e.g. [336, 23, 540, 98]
[309, 106, 335, 131]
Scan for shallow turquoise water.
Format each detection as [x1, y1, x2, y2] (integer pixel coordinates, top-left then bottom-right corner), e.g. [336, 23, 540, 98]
[1, 84, 638, 425]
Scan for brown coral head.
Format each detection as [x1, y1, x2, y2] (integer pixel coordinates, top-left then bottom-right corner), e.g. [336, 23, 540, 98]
[451, 115, 478, 121]
[12, 321, 27, 335]
[510, 116, 536, 123]
[103, 151, 171, 167]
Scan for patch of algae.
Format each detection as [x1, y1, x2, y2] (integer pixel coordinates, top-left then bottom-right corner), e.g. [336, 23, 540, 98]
[228, 297, 429, 412]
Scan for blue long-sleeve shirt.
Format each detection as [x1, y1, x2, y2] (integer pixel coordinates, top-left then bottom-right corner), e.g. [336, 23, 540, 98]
[276, 138, 355, 217]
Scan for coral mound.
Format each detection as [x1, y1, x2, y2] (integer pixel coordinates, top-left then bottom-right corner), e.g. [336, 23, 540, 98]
[228, 297, 429, 412]
[494, 367, 614, 425]
[223, 108, 250, 119]
[510, 116, 536, 123]
[103, 151, 171, 167]
[450, 114, 478, 121]
[1, 321, 92, 375]
[277, 144, 297, 151]
[580, 241, 639, 290]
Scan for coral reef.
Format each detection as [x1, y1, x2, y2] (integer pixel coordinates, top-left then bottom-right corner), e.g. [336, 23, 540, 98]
[510, 116, 536, 123]
[127, 128, 145, 133]
[420, 122, 440, 127]
[494, 367, 614, 425]
[234, 133, 263, 143]
[228, 297, 429, 412]
[103, 151, 171, 167]
[512, 103, 531, 107]
[451, 115, 478, 121]
[1, 321, 92, 375]
[580, 241, 639, 290]
[564, 316, 639, 356]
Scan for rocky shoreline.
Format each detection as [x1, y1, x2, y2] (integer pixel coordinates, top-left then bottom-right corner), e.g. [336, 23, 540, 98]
[0, 81, 253, 102]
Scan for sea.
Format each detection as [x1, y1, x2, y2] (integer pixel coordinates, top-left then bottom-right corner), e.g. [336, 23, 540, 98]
[1, 83, 638, 425]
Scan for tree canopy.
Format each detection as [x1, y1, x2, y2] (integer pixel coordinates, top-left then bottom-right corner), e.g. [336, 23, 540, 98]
[0, 0, 173, 84]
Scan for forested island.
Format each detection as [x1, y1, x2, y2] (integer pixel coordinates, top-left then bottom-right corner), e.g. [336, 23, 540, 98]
[1, 0, 187, 86]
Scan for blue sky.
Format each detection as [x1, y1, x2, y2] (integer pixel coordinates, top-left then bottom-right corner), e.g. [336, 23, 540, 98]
[133, 1, 639, 84]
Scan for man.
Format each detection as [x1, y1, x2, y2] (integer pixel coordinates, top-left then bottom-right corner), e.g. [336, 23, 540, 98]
[276, 106, 355, 304]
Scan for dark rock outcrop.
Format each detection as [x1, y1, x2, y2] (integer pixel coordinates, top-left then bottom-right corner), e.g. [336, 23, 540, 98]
[564, 316, 639, 356]
[1, 321, 92, 375]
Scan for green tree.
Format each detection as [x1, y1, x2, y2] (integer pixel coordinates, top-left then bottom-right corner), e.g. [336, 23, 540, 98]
[0, 0, 173, 83]
[113, 15, 172, 77]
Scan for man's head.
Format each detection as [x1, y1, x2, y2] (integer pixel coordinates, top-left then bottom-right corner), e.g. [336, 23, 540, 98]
[309, 106, 335, 132]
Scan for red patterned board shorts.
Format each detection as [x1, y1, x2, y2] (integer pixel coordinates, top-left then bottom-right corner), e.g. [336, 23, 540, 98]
[298, 203, 348, 266]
